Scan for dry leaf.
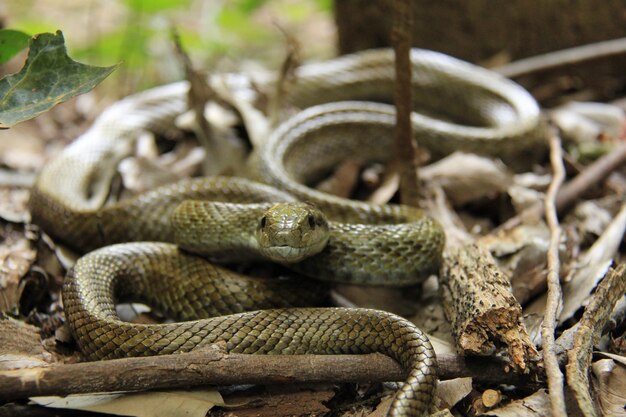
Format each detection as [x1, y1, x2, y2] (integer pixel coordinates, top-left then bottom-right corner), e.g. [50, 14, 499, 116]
[524, 202, 626, 328]
[0, 187, 31, 223]
[592, 359, 626, 417]
[507, 173, 551, 212]
[31, 389, 224, 417]
[0, 236, 36, 313]
[210, 72, 271, 148]
[571, 200, 614, 242]
[421, 152, 513, 206]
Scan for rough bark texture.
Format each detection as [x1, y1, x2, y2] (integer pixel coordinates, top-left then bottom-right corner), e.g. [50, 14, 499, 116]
[335, 0, 626, 62]
[440, 244, 539, 373]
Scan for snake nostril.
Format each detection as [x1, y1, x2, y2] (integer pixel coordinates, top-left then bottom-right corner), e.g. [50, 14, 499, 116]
[260, 216, 267, 229]
[308, 214, 316, 229]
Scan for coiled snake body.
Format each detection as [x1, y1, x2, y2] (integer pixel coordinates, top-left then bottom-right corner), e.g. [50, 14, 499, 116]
[30, 49, 543, 416]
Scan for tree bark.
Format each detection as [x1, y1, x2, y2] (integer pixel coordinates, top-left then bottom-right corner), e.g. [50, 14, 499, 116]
[335, 0, 626, 62]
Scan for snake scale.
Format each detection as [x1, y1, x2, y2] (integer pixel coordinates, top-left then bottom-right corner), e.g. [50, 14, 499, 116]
[29, 48, 543, 416]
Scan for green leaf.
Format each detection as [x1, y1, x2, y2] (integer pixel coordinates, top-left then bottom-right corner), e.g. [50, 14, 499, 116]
[0, 29, 31, 64]
[0, 31, 119, 128]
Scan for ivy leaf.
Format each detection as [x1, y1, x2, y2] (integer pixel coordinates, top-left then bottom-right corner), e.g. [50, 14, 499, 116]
[0, 29, 31, 64]
[0, 30, 119, 128]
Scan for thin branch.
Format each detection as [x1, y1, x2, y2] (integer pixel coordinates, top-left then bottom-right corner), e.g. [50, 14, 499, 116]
[541, 126, 567, 417]
[392, 0, 420, 206]
[496, 37, 626, 79]
[0, 350, 542, 401]
[270, 23, 300, 128]
[171, 27, 215, 174]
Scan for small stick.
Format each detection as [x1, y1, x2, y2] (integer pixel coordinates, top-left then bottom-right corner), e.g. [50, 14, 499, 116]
[270, 24, 300, 128]
[541, 127, 567, 417]
[392, 0, 420, 206]
[496, 37, 626, 79]
[0, 351, 542, 401]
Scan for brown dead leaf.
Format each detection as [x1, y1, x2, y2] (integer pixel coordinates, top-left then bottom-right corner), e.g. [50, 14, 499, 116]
[421, 152, 513, 206]
[526, 203, 626, 328]
[0, 235, 36, 314]
[31, 389, 224, 417]
[0, 187, 31, 223]
[592, 359, 626, 417]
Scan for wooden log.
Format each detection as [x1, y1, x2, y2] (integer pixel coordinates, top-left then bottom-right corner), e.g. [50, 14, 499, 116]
[440, 244, 539, 372]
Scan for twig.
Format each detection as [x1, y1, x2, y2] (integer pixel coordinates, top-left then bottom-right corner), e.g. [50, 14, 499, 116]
[498, 142, 626, 232]
[541, 126, 567, 417]
[565, 264, 626, 417]
[0, 351, 542, 401]
[269, 24, 300, 128]
[496, 37, 626, 79]
[391, 0, 420, 206]
[171, 27, 215, 174]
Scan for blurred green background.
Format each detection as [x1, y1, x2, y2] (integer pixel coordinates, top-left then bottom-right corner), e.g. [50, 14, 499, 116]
[2, 0, 335, 96]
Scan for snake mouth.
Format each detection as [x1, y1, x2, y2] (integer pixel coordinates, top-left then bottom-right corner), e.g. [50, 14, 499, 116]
[265, 245, 310, 263]
[261, 232, 329, 263]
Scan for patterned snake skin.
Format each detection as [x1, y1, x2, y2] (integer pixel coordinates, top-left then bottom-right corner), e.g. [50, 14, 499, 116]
[29, 48, 544, 416]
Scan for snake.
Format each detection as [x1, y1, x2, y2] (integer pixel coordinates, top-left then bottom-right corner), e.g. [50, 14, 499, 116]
[29, 48, 543, 416]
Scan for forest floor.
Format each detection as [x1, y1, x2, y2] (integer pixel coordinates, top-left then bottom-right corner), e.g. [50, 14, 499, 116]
[1, 3, 626, 417]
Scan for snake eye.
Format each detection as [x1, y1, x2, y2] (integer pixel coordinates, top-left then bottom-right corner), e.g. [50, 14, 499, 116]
[260, 216, 267, 229]
[308, 214, 316, 229]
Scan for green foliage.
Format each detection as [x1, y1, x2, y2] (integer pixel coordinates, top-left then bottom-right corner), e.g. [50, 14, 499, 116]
[238, 0, 269, 13]
[0, 29, 31, 64]
[4, 1, 333, 94]
[315, 0, 333, 11]
[0, 31, 118, 128]
[124, 0, 191, 13]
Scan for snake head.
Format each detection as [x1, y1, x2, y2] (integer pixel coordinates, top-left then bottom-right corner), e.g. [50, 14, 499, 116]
[256, 202, 330, 263]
